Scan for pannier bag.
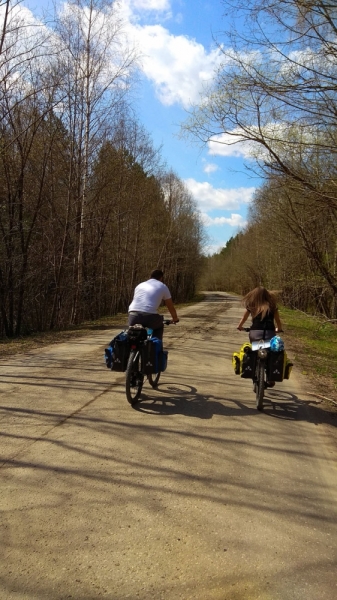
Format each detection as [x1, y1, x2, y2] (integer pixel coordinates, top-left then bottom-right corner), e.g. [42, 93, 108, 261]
[267, 350, 285, 382]
[232, 352, 241, 375]
[104, 346, 113, 369]
[232, 343, 256, 378]
[284, 353, 293, 379]
[161, 350, 168, 373]
[268, 350, 293, 382]
[104, 331, 130, 372]
[142, 337, 163, 375]
[240, 343, 257, 379]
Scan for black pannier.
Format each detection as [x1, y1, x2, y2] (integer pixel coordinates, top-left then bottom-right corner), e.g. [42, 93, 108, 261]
[241, 347, 257, 379]
[267, 350, 284, 382]
[141, 337, 163, 375]
[112, 335, 130, 372]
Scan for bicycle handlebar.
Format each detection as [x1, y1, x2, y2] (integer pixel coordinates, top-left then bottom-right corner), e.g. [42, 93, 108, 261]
[238, 327, 283, 333]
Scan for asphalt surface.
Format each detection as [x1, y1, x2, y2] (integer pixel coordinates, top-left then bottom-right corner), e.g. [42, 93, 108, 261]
[1, 292, 337, 600]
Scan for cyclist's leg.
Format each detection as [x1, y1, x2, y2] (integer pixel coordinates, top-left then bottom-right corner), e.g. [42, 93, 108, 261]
[148, 314, 164, 341]
[250, 329, 276, 386]
[145, 315, 164, 387]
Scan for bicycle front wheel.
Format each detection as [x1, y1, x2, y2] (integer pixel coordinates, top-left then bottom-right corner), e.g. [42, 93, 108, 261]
[256, 359, 265, 411]
[148, 371, 161, 388]
[125, 350, 144, 405]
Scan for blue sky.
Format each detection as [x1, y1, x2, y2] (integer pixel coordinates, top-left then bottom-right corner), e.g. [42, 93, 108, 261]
[22, 0, 257, 254]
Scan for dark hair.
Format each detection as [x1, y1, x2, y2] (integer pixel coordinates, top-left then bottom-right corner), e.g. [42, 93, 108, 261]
[150, 269, 164, 280]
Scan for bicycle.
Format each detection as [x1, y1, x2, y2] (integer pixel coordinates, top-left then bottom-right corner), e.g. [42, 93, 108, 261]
[125, 320, 172, 405]
[241, 327, 283, 411]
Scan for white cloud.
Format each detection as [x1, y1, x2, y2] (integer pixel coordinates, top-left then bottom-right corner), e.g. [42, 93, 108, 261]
[184, 178, 255, 210]
[201, 213, 247, 228]
[131, 0, 171, 9]
[203, 162, 218, 174]
[120, 0, 172, 24]
[44, 0, 221, 110]
[132, 25, 222, 107]
[208, 122, 314, 160]
[208, 132, 257, 159]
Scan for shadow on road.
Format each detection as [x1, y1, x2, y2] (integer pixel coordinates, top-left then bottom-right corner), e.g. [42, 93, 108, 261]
[135, 382, 256, 418]
[134, 381, 337, 427]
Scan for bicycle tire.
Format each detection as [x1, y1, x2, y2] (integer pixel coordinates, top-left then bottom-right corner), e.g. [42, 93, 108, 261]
[256, 359, 265, 411]
[148, 371, 161, 388]
[125, 350, 144, 405]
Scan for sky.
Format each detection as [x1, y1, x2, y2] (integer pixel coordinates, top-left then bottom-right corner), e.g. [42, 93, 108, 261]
[22, 0, 257, 254]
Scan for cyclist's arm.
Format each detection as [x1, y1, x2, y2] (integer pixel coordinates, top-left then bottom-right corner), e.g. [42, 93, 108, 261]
[164, 298, 179, 323]
[237, 309, 250, 330]
[274, 308, 283, 332]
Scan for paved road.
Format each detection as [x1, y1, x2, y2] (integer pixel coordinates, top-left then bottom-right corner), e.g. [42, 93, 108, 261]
[1, 293, 337, 600]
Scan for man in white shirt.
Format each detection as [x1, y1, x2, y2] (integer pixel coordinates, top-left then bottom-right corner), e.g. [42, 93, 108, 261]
[128, 269, 179, 340]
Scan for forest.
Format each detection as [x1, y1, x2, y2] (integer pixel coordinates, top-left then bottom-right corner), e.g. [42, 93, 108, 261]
[186, 0, 337, 320]
[0, 0, 204, 337]
[3, 0, 337, 339]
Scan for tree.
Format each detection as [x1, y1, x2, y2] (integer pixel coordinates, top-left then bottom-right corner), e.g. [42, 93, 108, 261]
[54, 0, 138, 322]
[182, 0, 337, 312]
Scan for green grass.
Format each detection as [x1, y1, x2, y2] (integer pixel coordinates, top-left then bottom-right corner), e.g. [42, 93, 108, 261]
[280, 306, 337, 400]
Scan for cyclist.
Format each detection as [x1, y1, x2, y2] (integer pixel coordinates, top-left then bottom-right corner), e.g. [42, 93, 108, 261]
[128, 269, 179, 340]
[237, 286, 283, 342]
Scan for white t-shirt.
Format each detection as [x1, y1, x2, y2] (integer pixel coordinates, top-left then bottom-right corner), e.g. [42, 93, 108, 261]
[128, 279, 171, 314]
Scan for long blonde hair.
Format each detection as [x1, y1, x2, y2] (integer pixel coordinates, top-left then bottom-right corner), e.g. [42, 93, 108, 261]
[243, 286, 277, 319]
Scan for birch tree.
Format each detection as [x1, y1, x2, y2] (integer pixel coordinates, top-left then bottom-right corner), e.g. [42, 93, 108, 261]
[54, 0, 138, 323]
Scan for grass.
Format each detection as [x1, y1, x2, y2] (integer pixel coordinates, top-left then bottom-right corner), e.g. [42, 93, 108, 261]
[280, 306, 337, 404]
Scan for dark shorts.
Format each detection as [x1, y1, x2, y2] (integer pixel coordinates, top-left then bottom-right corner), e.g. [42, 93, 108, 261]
[128, 312, 164, 340]
[249, 329, 275, 342]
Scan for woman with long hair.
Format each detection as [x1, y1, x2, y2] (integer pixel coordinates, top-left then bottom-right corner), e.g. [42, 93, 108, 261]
[237, 286, 283, 342]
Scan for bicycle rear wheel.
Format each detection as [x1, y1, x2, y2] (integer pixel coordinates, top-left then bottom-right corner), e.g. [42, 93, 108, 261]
[256, 359, 265, 411]
[148, 371, 161, 388]
[125, 350, 144, 405]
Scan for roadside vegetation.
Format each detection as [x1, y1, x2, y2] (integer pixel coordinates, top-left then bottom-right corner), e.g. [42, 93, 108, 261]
[280, 307, 337, 407]
[184, 0, 337, 322]
[0, 0, 205, 340]
[0, 294, 205, 358]
[186, 0, 337, 410]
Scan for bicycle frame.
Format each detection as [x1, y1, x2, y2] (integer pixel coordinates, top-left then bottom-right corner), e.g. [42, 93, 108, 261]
[242, 329, 271, 411]
[125, 320, 172, 405]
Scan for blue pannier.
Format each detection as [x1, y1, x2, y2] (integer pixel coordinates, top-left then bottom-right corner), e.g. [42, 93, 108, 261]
[104, 331, 130, 372]
[161, 350, 168, 373]
[104, 346, 113, 369]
